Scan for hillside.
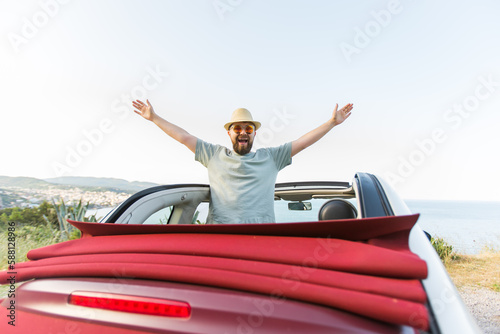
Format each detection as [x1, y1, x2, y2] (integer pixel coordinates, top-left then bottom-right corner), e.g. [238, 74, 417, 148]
[0, 176, 54, 189]
[0, 176, 160, 209]
[0, 176, 159, 193]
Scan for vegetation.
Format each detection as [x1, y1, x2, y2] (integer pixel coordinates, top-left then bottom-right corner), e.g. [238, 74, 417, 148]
[0, 201, 58, 230]
[0, 200, 97, 270]
[431, 236, 459, 264]
[51, 199, 97, 240]
[446, 250, 500, 292]
[1, 220, 62, 267]
[431, 236, 500, 293]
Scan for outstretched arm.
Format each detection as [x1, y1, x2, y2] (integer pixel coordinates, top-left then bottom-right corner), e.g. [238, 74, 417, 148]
[132, 99, 198, 153]
[291, 103, 353, 157]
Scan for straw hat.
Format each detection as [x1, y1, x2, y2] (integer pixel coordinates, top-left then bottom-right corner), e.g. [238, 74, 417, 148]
[224, 108, 261, 130]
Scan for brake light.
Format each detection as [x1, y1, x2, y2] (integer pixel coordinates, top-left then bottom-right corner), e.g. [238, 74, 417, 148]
[69, 291, 191, 318]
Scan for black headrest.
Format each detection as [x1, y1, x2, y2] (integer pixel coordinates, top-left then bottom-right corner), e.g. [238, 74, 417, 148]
[318, 199, 357, 220]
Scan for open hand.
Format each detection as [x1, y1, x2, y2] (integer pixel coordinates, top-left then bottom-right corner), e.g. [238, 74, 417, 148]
[132, 99, 156, 121]
[332, 103, 353, 126]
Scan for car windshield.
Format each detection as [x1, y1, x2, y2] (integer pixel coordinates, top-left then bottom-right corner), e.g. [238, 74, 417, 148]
[275, 198, 358, 223]
[190, 198, 358, 225]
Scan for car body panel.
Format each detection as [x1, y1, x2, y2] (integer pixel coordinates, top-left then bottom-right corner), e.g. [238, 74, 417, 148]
[2, 278, 419, 334]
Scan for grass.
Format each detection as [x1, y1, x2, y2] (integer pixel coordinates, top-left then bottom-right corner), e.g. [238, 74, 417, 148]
[429, 236, 500, 292]
[445, 249, 500, 292]
[0, 224, 66, 299]
[0, 224, 63, 270]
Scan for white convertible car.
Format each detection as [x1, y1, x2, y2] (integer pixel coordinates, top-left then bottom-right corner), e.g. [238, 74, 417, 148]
[0, 173, 481, 333]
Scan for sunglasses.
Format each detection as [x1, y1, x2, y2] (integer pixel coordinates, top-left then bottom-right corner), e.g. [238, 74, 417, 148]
[231, 124, 254, 134]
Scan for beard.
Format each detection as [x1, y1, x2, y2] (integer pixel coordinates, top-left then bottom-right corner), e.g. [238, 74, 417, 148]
[233, 135, 253, 155]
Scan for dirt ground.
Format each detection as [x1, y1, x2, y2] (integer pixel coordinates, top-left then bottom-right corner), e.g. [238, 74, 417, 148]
[447, 251, 500, 333]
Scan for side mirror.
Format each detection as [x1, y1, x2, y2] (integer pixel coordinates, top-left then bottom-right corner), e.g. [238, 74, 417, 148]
[288, 202, 312, 211]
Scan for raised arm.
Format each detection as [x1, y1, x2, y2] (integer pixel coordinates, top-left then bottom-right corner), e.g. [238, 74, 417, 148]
[132, 99, 198, 153]
[291, 103, 353, 157]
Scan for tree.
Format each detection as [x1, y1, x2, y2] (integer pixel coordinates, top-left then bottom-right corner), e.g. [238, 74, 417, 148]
[8, 207, 23, 222]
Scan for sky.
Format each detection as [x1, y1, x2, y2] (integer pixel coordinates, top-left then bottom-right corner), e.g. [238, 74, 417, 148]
[1, 0, 499, 201]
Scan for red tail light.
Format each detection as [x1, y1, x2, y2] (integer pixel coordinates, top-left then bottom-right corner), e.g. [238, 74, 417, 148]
[69, 291, 191, 318]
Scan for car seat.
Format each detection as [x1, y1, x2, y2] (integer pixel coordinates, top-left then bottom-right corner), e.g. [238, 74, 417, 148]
[318, 199, 358, 220]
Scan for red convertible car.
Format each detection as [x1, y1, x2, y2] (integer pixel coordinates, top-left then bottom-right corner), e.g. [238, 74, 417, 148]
[0, 173, 480, 333]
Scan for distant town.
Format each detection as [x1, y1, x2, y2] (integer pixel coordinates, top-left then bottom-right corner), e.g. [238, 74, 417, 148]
[0, 187, 131, 209]
[0, 176, 159, 209]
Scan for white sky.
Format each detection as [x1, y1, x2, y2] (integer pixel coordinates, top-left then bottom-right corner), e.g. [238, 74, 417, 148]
[1, 0, 499, 201]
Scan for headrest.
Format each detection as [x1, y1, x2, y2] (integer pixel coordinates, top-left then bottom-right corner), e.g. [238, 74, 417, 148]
[318, 199, 357, 220]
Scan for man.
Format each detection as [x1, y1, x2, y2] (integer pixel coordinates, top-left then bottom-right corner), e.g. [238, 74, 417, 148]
[132, 100, 353, 224]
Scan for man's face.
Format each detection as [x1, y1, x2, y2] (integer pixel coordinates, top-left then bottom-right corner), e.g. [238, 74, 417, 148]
[228, 122, 256, 155]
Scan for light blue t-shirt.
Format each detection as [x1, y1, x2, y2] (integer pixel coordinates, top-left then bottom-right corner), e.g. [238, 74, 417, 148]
[195, 139, 292, 224]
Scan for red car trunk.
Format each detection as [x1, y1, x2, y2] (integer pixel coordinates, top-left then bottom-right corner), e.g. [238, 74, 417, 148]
[1, 214, 428, 333]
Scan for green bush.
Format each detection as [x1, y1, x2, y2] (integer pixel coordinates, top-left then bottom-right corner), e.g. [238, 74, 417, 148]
[431, 236, 458, 263]
[0, 201, 59, 229]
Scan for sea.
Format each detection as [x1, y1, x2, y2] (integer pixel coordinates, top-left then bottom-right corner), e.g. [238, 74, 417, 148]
[88, 200, 500, 255]
[405, 200, 500, 255]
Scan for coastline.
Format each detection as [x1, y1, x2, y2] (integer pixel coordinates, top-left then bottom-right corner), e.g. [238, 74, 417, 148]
[406, 199, 500, 255]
